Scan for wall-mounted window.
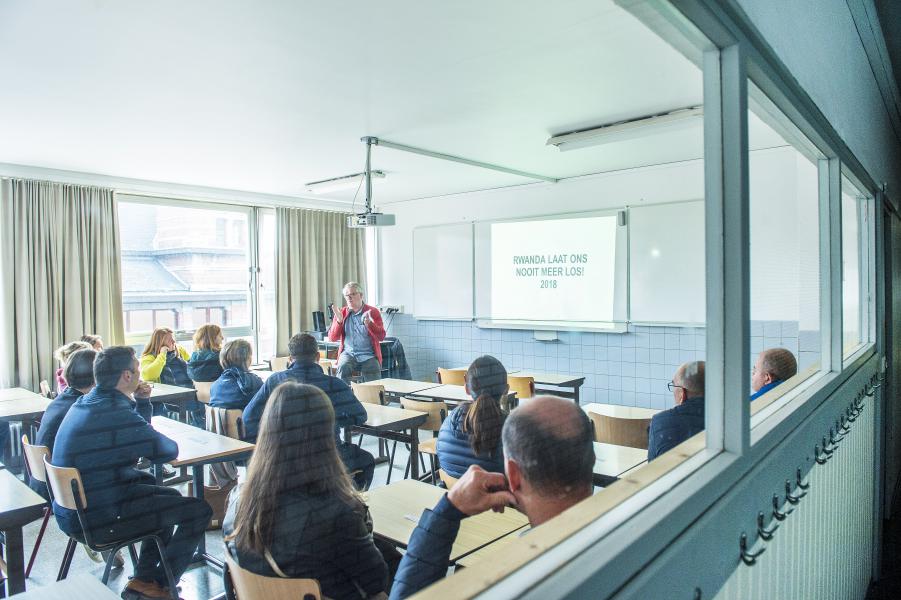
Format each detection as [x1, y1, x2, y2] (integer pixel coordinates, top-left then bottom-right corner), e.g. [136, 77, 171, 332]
[841, 174, 875, 359]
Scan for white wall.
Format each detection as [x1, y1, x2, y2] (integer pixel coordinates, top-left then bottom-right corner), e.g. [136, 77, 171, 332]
[380, 146, 813, 324]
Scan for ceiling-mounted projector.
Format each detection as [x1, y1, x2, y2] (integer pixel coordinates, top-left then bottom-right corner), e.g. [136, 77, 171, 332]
[347, 212, 395, 228]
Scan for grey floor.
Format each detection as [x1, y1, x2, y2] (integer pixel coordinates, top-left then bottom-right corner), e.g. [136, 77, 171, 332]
[13, 433, 422, 599]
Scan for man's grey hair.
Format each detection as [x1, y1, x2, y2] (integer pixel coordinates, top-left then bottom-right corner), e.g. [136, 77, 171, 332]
[678, 361, 705, 397]
[342, 281, 364, 297]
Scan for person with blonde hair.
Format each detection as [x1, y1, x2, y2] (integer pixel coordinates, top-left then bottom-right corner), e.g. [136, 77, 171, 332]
[187, 323, 225, 382]
[80, 334, 104, 351]
[224, 383, 390, 599]
[210, 339, 263, 409]
[54, 340, 92, 393]
[140, 327, 191, 387]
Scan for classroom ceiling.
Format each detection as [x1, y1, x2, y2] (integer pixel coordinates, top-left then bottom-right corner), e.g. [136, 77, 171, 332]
[0, 0, 786, 206]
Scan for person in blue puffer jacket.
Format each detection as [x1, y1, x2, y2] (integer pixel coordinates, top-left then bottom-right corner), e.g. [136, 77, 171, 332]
[187, 323, 224, 382]
[437, 355, 508, 480]
[210, 339, 263, 410]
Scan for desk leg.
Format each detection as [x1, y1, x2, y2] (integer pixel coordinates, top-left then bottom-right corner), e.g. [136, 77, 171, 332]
[4, 526, 26, 594]
[409, 426, 420, 480]
[343, 426, 352, 445]
[192, 465, 207, 560]
[574, 385, 581, 405]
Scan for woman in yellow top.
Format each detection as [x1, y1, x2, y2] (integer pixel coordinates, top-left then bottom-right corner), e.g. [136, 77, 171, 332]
[141, 327, 192, 386]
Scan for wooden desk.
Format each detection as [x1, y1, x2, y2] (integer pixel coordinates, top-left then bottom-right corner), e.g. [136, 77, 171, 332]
[0, 393, 50, 441]
[0, 387, 43, 403]
[455, 526, 530, 569]
[347, 404, 427, 479]
[10, 573, 119, 599]
[151, 417, 254, 568]
[359, 378, 441, 398]
[409, 384, 517, 409]
[0, 468, 47, 595]
[365, 479, 528, 563]
[511, 370, 587, 404]
[592, 442, 648, 487]
[149, 383, 198, 423]
[582, 402, 660, 420]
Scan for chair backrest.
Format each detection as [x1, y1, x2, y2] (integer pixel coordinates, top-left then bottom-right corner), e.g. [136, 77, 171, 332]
[400, 397, 447, 432]
[21, 435, 51, 484]
[195, 380, 213, 404]
[437, 368, 466, 386]
[588, 412, 652, 450]
[270, 356, 291, 372]
[43, 456, 87, 511]
[351, 383, 385, 405]
[318, 360, 332, 376]
[438, 469, 459, 490]
[206, 405, 245, 440]
[318, 350, 327, 361]
[224, 553, 322, 600]
[39, 380, 53, 398]
[507, 376, 535, 400]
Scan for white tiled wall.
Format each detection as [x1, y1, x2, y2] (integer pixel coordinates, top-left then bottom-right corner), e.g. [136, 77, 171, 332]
[385, 313, 818, 410]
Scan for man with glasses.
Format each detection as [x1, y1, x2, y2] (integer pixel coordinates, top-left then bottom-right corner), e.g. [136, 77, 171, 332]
[647, 361, 705, 461]
[328, 281, 386, 382]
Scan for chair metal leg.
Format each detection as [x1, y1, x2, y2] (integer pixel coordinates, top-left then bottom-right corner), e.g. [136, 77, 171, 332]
[25, 507, 51, 577]
[101, 543, 123, 584]
[386, 440, 399, 485]
[57, 538, 77, 581]
[128, 544, 139, 570]
[149, 535, 179, 599]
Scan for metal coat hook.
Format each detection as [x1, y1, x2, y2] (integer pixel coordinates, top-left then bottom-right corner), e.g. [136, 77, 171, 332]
[821, 437, 834, 456]
[757, 511, 778, 540]
[796, 467, 809, 490]
[785, 479, 806, 504]
[740, 532, 764, 566]
[847, 405, 860, 422]
[814, 444, 828, 465]
[773, 494, 793, 520]
[830, 426, 844, 445]
[838, 415, 851, 434]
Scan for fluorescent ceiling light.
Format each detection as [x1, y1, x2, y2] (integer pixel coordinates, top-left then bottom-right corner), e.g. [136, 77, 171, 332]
[546, 106, 703, 151]
[305, 170, 385, 194]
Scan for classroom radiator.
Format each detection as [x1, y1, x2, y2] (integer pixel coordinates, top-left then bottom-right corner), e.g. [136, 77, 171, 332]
[714, 391, 875, 600]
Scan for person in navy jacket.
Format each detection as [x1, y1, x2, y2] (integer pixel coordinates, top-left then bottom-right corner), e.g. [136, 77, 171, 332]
[390, 396, 595, 599]
[51, 346, 212, 600]
[243, 333, 374, 489]
[437, 355, 507, 479]
[327, 281, 386, 382]
[751, 348, 798, 401]
[647, 361, 706, 461]
[210, 339, 263, 410]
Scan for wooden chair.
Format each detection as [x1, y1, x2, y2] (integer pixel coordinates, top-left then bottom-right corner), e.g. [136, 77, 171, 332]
[507, 375, 534, 409]
[319, 360, 333, 376]
[223, 553, 321, 600]
[351, 383, 385, 406]
[587, 411, 652, 450]
[438, 469, 459, 490]
[194, 381, 213, 404]
[395, 398, 448, 485]
[270, 356, 291, 372]
[43, 457, 179, 594]
[20, 435, 53, 578]
[436, 368, 466, 386]
[39, 380, 55, 399]
[206, 405, 245, 440]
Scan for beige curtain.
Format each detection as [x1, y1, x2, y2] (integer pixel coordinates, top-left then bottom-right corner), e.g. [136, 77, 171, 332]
[0, 178, 124, 390]
[275, 207, 367, 355]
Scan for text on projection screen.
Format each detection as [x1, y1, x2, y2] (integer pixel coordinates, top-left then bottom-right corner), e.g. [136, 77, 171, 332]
[490, 215, 617, 323]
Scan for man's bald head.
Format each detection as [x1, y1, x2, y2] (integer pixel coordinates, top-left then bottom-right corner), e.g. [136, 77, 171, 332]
[752, 348, 798, 392]
[502, 396, 594, 496]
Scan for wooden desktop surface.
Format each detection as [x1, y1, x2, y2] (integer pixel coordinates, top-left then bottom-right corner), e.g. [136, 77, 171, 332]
[0, 387, 44, 403]
[0, 395, 51, 421]
[582, 402, 660, 420]
[151, 416, 254, 467]
[360, 378, 441, 396]
[593, 442, 647, 479]
[409, 384, 474, 403]
[446, 368, 585, 387]
[0, 468, 46, 529]
[361, 404, 427, 431]
[364, 479, 528, 562]
[456, 526, 531, 568]
[149, 383, 197, 399]
[10, 573, 120, 599]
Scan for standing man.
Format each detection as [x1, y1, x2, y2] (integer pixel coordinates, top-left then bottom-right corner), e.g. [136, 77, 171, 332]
[328, 281, 386, 382]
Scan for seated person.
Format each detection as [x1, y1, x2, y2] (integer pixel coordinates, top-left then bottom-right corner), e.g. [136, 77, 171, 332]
[224, 383, 390, 600]
[51, 346, 211, 600]
[243, 333, 374, 489]
[751, 348, 798, 401]
[328, 281, 386, 383]
[54, 340, 91, 393]
[140, 326, 192, 387]
[437, 355, 507, 479]
[187, 323, 225, 382]
[80, 333, 104, 351]
[648, 361, 705, 461]
[210, 339, 263, 409]
[390, 396, 594, 599]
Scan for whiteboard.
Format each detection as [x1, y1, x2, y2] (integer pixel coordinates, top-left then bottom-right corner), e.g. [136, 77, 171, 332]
[629, 201, 706, 324]
[413, 223, 474, 319]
